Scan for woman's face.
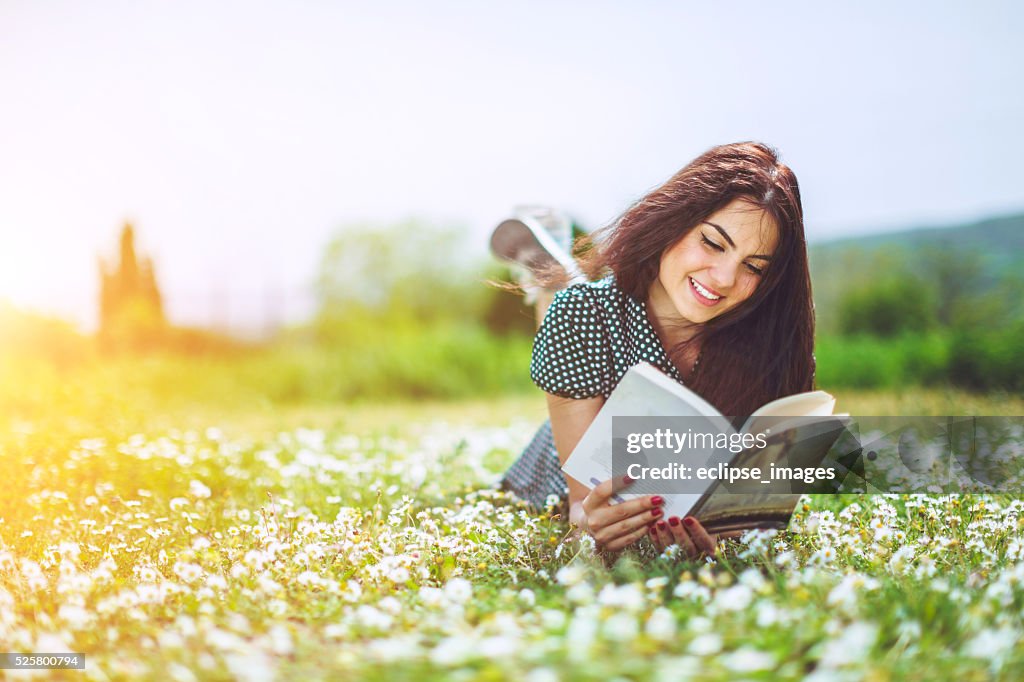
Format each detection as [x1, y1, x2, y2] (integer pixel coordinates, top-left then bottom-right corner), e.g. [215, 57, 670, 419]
[655, 198, 780, 325]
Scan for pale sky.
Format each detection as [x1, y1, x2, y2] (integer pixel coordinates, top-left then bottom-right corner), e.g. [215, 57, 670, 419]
[1, 0, 1022, 332]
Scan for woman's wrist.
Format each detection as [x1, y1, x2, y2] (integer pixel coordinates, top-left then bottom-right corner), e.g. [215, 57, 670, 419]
[569, 500, 588, 532]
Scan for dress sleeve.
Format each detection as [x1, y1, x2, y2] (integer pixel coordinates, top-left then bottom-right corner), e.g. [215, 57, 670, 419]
[530, 285, 611, 399]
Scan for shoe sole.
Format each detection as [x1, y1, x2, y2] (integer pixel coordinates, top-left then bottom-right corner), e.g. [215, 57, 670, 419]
[490, 217, 585, 283]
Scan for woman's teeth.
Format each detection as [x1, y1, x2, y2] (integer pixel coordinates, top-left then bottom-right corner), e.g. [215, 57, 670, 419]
[690, 277, 721, 300]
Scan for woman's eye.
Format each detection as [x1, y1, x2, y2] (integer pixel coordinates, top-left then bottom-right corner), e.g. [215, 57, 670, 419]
[745, 263, 765, 276]
[700, 234, 724, 252]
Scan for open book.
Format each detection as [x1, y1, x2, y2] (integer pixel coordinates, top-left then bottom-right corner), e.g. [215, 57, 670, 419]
[561, 362, 846, 534]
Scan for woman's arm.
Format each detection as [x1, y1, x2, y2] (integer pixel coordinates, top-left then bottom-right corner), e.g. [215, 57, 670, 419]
[545, 392, 663, 552]
[544, 393, 604, 527]
[546, 391, 722, 557]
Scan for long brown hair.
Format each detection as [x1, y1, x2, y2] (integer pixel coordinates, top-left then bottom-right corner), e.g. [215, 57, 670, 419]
[582, 141, 815, 416]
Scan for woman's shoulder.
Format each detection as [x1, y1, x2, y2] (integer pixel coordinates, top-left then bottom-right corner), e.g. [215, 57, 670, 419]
[551, 275, 632, 320]
[531, 276, 624, 399]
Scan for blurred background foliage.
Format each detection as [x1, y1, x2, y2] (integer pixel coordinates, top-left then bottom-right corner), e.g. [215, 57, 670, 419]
[810, 212, 1024, 392]
[2, 212, 1023, 408]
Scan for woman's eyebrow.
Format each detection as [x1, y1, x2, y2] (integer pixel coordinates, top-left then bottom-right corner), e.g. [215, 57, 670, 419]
[703, 221, 773, 261]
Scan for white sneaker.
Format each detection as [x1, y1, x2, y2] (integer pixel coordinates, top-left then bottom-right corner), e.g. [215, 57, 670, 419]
[489, 212, 585, 285]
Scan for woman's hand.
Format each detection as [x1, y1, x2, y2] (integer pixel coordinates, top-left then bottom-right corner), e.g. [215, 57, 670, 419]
[649, 515, 719, 558]
[570, 476, 665, 552]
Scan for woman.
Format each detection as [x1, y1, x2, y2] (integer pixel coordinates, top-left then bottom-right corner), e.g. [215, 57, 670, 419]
[495, 142, 815, 558]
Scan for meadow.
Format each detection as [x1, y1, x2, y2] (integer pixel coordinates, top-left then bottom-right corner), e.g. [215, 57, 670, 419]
[2, 353, 1024, 681]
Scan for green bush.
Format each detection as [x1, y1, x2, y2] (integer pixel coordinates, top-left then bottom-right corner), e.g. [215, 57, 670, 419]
[814, 333, 951, 389]
[837, 275, 937, 338]
[949, 323, 1024, 392]
[150, 324, 535, 406]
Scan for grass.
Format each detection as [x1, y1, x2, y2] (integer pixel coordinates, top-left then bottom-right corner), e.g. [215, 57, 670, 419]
[2, 353, 1024, 680]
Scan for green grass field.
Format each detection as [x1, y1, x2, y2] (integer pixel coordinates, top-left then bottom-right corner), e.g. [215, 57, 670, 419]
[2, 355, 1024, 681]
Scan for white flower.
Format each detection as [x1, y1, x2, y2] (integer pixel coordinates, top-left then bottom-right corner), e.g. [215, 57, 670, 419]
[645, 607, 677, 642]
[430, 635, 477, 666]
[602, 613, 639, 642]
[646, 576, 670, 590]
[524, 668, 560, 682]
[295, 570, 320, 587]
[714, 584, 753, 612]
[136, 565, 159, 582]
[267, 623, 293, 655]
[567, 609, 599, 661]
[540, 609, 566, 630]
[688, 633, 722, 656]
[256, 574, 282, 594]
[597, 583, 645, 612]
[355, 605, 393, 631]
[673, 580, 710, 602]
[556, 564, 586, 586]
[756, 601, 782, 627]
[479, 635, 520, 657]
[57, 604, 93, 629]
[224, 650, 274, 682]
[654, 655, 701, 682]
[811, 545, 836, 565]
[444, 577, 473, 604]
[722, 647, 774, 672]
[377, 596, 402, 615]
[775, 551, 796, 568]
[367, 635, 420, 662]
[964, 627, 1019, 660]
[204, 573, 226, 590]
[517, 588, 536, 607]
[888, 546, 916, 572]
[419, 586, 445, 608]
[566, 581, 595, 605]
[827, 573, 878, 611]
[188, 480, 212, 499]
[818, 622, 878, 668]
[737, 568, 767, 591]
[323, 623, 350, 639]
[173, 562, 204, 583]
[388, 566, 410, 583]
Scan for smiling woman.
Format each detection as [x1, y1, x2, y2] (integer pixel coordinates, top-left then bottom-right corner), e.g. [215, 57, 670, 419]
[493, 141, 815, 559]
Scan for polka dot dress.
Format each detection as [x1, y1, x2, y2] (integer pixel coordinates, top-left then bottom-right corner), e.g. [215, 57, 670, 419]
[499, 276, 688, 510]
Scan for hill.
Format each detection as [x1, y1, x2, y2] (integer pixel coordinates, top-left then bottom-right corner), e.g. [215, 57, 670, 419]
[809, 211, 1024, 333]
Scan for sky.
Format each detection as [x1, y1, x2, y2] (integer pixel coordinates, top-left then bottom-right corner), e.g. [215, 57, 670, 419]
[1, 0, 1022, 333]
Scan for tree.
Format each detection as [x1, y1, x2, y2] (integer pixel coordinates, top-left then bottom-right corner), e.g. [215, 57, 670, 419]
[314, 220, 483, 327]
[838, 274, 937, 337]
[98, 222, 165, 350]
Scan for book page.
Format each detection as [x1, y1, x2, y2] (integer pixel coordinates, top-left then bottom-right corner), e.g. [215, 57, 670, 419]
[742, 390, 835, 435]
[560, 363, 733, 519]
[689, 416, 849, 533]
[630, 363, 727, 423]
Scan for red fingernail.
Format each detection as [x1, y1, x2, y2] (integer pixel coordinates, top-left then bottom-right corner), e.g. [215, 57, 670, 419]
[657, 521, 667, 530]
[684, 517, 695, 527]
[651, 507, 663, 518]
[649, 525, 657, 536]
[668, 516, 680, 526]
[651, 496, 664, 506]
[623, 475, 634, 484]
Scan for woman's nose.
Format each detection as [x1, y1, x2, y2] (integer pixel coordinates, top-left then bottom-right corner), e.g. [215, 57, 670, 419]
[708, 259, 738, 290]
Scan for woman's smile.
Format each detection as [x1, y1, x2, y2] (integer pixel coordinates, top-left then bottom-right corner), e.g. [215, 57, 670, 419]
[688, 276, 723, 306]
